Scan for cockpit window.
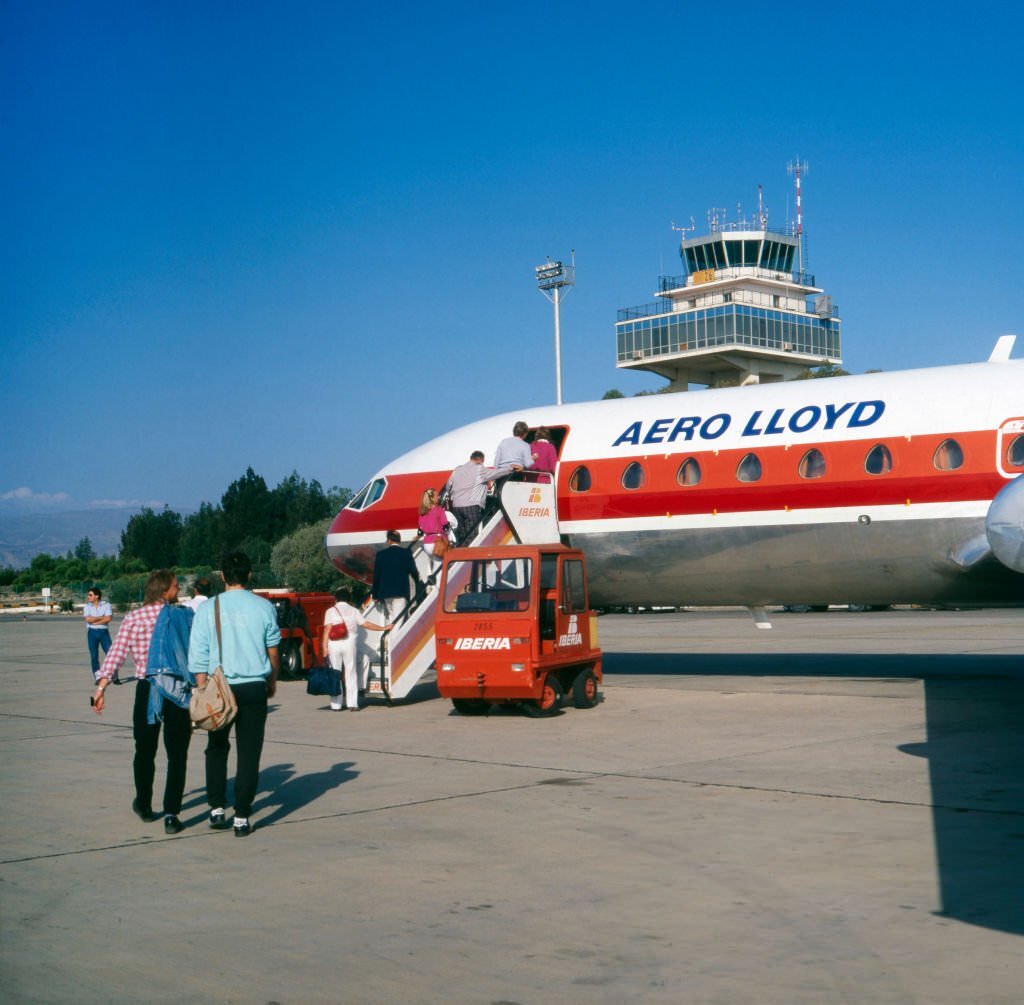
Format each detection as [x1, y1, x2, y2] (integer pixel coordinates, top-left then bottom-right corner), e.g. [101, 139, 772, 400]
[347, 477, 387, 511]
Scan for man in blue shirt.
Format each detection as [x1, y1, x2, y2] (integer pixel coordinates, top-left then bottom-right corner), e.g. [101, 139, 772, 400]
[83, 587, 116, 684]
[188, 552, 281, 836]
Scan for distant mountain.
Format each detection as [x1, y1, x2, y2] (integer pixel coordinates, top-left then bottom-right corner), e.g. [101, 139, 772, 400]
[0, 509, 136, 568]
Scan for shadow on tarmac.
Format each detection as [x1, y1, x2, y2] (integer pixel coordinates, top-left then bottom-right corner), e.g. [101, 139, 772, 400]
[253, 760, 359, 826]
[607, 650, 1024, 936]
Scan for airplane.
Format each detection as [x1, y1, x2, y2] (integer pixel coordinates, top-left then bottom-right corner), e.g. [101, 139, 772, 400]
[326, 336, 1024, 620]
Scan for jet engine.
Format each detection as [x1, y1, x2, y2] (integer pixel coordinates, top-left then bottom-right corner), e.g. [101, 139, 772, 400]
[986, 474, 1024, 574]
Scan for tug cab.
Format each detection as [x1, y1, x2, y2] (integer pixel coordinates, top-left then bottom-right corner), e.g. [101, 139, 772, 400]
[254, 589, 335, 678]
[434, 543, 602, 716]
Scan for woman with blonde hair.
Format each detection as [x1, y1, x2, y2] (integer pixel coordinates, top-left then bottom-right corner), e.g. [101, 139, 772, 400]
[417, 487, 448, 570]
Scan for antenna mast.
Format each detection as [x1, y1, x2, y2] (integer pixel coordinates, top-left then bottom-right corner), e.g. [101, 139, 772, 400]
[787, 158, 808, 273]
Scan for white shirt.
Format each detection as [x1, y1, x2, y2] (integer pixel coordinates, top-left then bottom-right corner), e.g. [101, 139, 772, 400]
[324, 601, 367, 640]
[182, 595, 209, 612]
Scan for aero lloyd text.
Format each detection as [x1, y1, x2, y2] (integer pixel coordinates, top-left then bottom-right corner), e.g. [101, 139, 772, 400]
[612, 400, 885, 447]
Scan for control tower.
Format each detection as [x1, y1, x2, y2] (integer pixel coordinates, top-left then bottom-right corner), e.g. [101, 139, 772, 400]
[615, 180, 842, 390]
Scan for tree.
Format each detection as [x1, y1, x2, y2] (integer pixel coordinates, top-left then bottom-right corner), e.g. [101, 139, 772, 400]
[74, 537, 96, 562]
[602, 389, 625, 399]
[792, 364, 850, 380]
[220, 468, 273, 552]
[120, 506, 183, 568]
[179, 502, 222, 567]
[270, 519, 343, 593]
[270, 472, 334, 539]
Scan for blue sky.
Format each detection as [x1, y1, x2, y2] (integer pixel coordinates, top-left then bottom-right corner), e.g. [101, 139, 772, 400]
[2, 0, 1021, 518]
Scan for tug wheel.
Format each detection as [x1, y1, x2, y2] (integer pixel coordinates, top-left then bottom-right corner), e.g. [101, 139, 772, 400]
[279, 640, 303, 680]
[525, 674, 563, 717]
[572, 668, 599, 709]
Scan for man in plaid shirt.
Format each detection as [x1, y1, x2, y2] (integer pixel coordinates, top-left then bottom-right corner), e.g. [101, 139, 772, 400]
[92, 570, 193, 834]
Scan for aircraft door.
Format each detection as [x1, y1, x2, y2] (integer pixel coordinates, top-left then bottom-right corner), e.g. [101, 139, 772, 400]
[555, 555, 588, 653]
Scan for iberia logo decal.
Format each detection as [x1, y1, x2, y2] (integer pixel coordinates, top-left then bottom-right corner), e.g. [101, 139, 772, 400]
[518, 485, 550, 518]
[558, 614, 583, 647]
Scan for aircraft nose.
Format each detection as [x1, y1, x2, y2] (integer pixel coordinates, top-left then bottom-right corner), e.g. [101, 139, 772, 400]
[986, 474, 1024, 573]
[325, 509, 376, 584]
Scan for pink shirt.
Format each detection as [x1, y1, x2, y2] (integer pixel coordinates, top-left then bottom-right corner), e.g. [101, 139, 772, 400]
[418, 505, 447, 543]
[531, 439, 557, 483]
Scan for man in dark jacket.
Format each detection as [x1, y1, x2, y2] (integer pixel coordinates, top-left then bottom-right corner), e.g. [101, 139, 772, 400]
[371, 530, 421, 622]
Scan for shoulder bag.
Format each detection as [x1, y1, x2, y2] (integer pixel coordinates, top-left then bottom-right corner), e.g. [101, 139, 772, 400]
[327, 603, 349, 640]
[190, 596, 239, 731]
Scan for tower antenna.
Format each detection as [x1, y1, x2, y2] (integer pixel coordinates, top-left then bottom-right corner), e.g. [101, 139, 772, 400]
[787, 158, 809, 273]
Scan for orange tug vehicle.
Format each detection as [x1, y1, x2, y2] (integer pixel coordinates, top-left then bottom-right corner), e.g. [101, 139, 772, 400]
[434, 543, 603, 716]
[254, 589, 335, 679]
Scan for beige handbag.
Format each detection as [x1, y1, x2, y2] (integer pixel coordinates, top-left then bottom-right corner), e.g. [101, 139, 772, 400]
[189, 596, 238, 731]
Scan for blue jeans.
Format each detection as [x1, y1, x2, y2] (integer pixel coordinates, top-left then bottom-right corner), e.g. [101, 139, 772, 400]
[87, 628, 112, 676]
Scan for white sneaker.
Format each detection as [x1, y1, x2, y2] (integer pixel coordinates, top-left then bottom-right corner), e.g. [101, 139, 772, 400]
[329, 702, 343, 711]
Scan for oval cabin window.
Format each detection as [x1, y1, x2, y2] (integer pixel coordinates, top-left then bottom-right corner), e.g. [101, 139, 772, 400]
[569, 466, 592, 493]
[865, 444, 893, 475]
[798, 448, 826, 480]
[736, 453, 762, 483]
[676, 457, 701, 486]
[1006, 434, 1024, 468]
[621, 461, 646, 490]
[933, 439, 964, 471]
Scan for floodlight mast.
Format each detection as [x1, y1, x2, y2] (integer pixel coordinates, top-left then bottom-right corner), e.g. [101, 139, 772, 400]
[534, 252, 575, 405]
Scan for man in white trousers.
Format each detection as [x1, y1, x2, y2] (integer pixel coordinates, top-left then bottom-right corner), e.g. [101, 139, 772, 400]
[320, 589, 391, 711]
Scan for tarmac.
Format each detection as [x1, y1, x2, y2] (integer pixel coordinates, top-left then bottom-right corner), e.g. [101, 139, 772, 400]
[1, 606, 1022, 1005]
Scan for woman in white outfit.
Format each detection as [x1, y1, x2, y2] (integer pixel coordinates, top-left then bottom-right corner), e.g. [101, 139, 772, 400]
[320, 590, 391, 711]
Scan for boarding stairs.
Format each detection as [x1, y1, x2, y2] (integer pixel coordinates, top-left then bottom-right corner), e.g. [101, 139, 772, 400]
[361, 477, 560, 702]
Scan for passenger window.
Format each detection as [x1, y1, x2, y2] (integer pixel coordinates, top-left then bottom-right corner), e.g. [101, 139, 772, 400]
[622, 461, 645, 489]
[933, 439, 964, 471]
[736, 453, 762, 483]
[798, 448, 826, 479]
[1006, 435, 1024, 468]
[865, 444, 892, 475]
[569, 466, 592, 492]
[676, 457, 701, 486]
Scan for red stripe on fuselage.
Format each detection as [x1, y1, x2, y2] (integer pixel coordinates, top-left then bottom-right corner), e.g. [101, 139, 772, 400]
[329, 429, 1011, 539]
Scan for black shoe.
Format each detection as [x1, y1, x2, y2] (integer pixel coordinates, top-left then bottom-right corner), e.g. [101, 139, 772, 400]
[132, 799, 160, 823]
[209, 811, 232, 831]
[163, 815, 184, 834]
[233, 820, 252, 837]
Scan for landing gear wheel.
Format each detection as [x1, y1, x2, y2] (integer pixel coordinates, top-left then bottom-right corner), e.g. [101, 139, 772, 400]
[572, 668, 599, 709]
[279, 640, 303, 680]
[525, 675, 564, 717]
[452, 698, 489, 715]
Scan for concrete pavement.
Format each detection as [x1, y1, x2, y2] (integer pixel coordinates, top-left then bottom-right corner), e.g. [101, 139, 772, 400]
[1, 607, 1022, 1004]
